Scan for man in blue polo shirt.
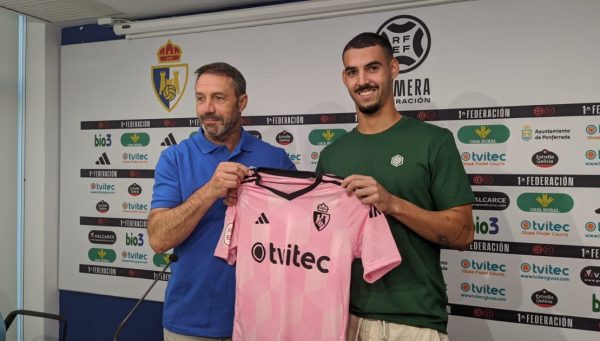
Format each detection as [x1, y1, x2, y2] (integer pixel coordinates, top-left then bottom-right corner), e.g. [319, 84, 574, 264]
[148, 62, 295, 340]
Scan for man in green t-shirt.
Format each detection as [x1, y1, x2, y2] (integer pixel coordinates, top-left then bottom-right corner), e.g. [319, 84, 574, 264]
[316, 32, 475, 340]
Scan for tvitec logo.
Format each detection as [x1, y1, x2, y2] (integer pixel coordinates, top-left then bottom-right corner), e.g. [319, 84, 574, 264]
[90, 182, 115, 194]
[287, 152, 302, 165]
[520, 262, 570, 282]
[520, 220, 570, 238]
[584, 149, 600, 167]
[461, 151, 506, 167]
[517, 193, 574, 213]
[584, 221, 600, 239]
[121, 251, 148, 264]
[461, 259, 506, 277]
[122, 201, 149, 214]
[475, 216, 499, 235]
[586, 124, 600, 140]
[122, 152, 149, 164]
[457, 125, 510, 144]
[460, 282, 507, 302]
[250, 242, 330, 274]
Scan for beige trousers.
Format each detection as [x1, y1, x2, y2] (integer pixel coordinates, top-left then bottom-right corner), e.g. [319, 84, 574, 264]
[347, 314, 450, 341]
[163, 329, 231, 341]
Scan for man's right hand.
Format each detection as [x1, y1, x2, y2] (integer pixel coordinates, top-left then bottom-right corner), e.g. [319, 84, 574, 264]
[207, 162, 251, 200]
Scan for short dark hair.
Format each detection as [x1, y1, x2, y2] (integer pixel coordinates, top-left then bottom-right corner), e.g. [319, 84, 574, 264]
[342, 32, 394, 60]
[194, 62, 246, 97]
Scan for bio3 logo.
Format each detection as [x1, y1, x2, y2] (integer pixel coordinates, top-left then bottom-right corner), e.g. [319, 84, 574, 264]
[94, 134, 112, 147]
[126, 232, 144, 246]
[475, 216, 499, 235]
[251, 242, 330, 273]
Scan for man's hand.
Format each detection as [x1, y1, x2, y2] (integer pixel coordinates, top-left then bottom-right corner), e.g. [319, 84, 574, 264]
[207, 162, 250, 201]
[342, 174, 394, 214]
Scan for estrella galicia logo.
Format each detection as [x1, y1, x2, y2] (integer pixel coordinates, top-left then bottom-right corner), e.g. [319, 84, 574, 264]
[96, 200, 109, 213]
[308, 129, 347, 146]
[532, 149, 559, 168]
[473, 191, 510, 211]
[94, 134, 112, 147]
[377, 15, 431, 73]
[88, 248, 116, 263]
[313, 203, 331, 231]
[88, 230, 116, 244]
[457, 125, 510, 144]
[517, 193, 574, 213]
[121, 132, 150, 147]
[580, 266, 600, 286]
[128, 183, 142, 196]
[276, 130, 293, 145]
[531, 289, 558, 308]
[151, 40, 188, 112]
[247, 130, 262, 140]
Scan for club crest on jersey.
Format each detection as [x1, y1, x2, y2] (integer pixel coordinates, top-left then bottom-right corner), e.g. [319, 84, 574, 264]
[313, 203, 331, 231]
[151, 40, 188, 112]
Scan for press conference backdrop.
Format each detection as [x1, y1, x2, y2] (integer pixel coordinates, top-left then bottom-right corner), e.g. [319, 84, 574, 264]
[59, 0, 600, 339]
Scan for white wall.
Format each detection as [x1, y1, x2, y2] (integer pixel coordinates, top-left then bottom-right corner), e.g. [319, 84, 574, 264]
[23, 20, 61, 341]
[0, 8, 20, 341]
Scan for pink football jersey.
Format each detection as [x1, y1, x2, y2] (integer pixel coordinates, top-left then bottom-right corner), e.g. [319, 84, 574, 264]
[215, 169, 401, 341]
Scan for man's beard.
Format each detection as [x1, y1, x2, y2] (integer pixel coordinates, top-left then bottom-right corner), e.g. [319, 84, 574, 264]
[354, 83, 380, 115]
[357, 102, 380, 115]
[201, 112, 239, 141]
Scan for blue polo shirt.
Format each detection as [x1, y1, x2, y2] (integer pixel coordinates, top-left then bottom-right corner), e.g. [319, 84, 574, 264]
[151, 128, 295, 337]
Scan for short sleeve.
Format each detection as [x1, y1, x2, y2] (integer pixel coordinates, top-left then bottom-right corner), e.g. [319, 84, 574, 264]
[429, 130, 475, 210]
[151, 149, 183, 209]
[359, 206, 402, 283]
[214, 205, 239, 265]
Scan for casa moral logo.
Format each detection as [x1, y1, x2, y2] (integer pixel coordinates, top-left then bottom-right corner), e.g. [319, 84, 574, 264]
[457, 125, 510, 144]
[151, 40, 188, 112]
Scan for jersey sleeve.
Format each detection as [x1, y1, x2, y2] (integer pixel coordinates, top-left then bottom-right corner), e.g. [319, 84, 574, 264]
[214, 205, 239, 265]
[359, 206, 402, 283]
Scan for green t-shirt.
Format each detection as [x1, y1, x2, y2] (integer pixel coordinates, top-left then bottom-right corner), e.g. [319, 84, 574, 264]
[316, 116, 474, 334]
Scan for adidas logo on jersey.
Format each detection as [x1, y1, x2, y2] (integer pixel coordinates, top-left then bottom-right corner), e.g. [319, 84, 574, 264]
[95, 152, 111, 165]
[161, 133, 177, 147]
[255, 212, 270, 224]
[369, 206, 382, 218]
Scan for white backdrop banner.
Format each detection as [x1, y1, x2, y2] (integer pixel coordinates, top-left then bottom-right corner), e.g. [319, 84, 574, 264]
[60, 0, 600, 339]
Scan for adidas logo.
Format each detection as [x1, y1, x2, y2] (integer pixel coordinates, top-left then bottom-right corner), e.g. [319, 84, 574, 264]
[255, 212, 270, 224]
[95, 152, 111, 165]
[368, 206, 382, 218]
[161, 133, 177, 147]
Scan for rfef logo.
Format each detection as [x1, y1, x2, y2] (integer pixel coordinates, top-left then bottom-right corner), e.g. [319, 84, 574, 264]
[531, 289, 558, 308]
[457, 125, 510, 144]
[517, 193, 574, 213]
[377, 15, 431, 73]
[121, 133, 150, 147]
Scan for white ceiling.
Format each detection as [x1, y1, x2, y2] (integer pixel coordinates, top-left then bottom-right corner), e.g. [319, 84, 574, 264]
[0, 0, 299, 26]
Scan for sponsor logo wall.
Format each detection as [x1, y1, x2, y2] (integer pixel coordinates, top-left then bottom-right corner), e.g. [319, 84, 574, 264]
[60, 1, 600, 339]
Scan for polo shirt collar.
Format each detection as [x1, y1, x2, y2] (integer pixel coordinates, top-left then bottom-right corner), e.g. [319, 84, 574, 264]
[194, 128, 254, 154]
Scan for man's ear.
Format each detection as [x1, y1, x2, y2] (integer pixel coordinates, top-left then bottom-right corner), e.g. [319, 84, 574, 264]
[238, 94, 248, 112]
